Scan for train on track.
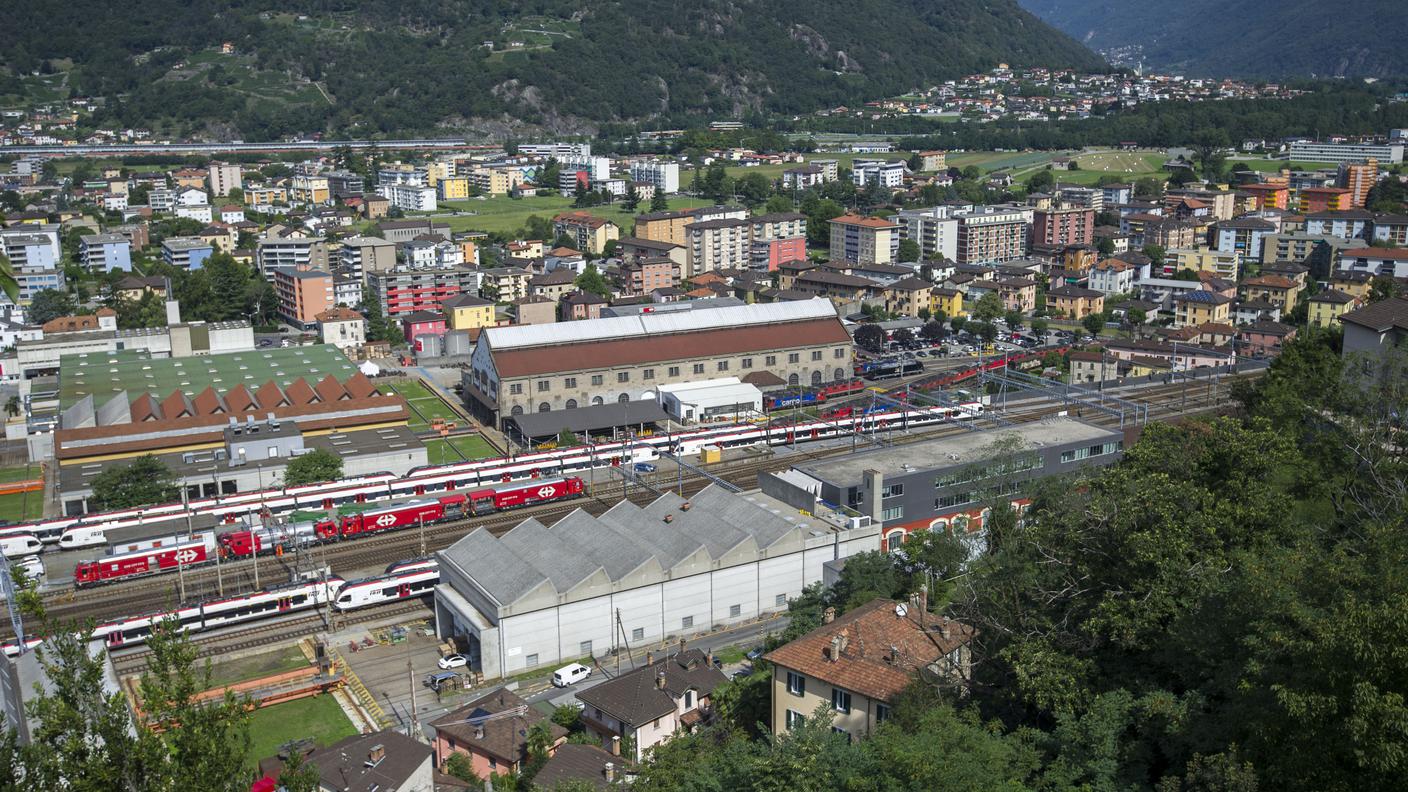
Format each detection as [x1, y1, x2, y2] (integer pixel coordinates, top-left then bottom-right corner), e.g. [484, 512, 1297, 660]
[762, 379, 867, 411]
[73, 478, 585, 587]
[1, 402, 984, 566]
[2, 560, 445, 657]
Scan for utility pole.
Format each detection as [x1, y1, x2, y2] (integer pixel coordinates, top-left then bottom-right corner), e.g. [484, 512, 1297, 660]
[179, 488, 190, 602]
[408, 652, 422, 742]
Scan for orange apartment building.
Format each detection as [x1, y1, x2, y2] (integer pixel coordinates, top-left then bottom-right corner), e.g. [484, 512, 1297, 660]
[1338, 159, 1378, 208]
[273, 269, 334, 329]
[1297, 186, 1352, 214]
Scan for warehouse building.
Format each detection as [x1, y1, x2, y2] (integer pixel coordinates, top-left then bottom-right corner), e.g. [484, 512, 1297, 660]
[760, 417, 1126, 550]
[433, 485, 879, 680]
[462, 300, 852, 429]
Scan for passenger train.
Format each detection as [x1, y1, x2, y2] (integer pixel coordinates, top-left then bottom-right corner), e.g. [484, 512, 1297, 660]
[2, 402, 983, 560]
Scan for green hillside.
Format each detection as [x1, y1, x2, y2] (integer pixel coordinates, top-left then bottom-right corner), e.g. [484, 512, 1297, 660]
[0, 0, 1102, 137]
[1019, 0, 1408, 78]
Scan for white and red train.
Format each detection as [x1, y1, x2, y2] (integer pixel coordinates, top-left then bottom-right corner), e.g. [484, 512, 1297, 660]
[3, 560, 443, 657]
[74, 477, 585, 587]
[4, 402, 981, 564]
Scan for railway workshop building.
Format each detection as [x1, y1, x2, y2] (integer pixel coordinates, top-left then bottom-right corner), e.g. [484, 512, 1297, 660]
[433, 484, 879, 680]
[760, 417, 1126, 551]
[461, 300, 853, 430]
[53, 344, 425, 515]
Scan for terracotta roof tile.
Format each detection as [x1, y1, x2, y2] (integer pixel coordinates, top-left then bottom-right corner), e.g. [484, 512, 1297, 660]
[314, 374, 348, 402]
[253, 381, 289, 410]
[224, 384, 258, 412]
[343, 372, 378, 400]
[159, 389, 194, 419]
[284, 377, 319, 405]
[190, 386, 226, 415]
[130, 393, 161, 422]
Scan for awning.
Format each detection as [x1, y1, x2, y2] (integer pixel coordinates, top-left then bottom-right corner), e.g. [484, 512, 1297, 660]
[507, 400, 669, 440]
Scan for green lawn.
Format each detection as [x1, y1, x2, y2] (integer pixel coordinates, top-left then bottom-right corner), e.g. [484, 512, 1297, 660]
[435, 194, 715, 236]
[208, 645, 309, 689]
[448, 434, 498, 460]
[424, 433, 498, 465]
[386, 380, 437, 402]
[0, 491, 43, 522]
[247, 694, 356, 766]
[0, 466, 39, 484]
[1234, 158, 1337, 172]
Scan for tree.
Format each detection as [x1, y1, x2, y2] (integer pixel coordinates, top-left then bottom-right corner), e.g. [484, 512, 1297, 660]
[1031, 318, 1049, 335]
[897, 239, 922, 263]
[1127, 307, 1147, 325]
[0, 253, 18, 303]
[1004, 309, 1024, 329]
[974, 321, 999, 343]
[623, 183, 641, 212]
[1097, 237, 1116, 256]
[892, 327, 914, 345]
[284, 448, 343, 486]
[1191, 128, 1231, 179]
[1143, 244, 1167, 269]
[556, 429, 579, 448]
[1368, 274, 1403, 303]
[973, 293, 1004, 322]
[735, 172, 773, 207]
[27, 288, 76, 324]
[275, 750, 321, 792]
[1081, 313, 1106, 336]
[649, 191, 669, 212]
[537, 157, 561, 189]
[4, 396, 19, 419]
[444, 752, 477, 782]
[950, 315, 967, 333]
[854, 323, 886, 353]
[907, 151, 923, 171]
[1026, 169, 1055, 193]
[90, 455, 178, 510]
[574, 264, 611, 298]
[920, 321, 947, 342]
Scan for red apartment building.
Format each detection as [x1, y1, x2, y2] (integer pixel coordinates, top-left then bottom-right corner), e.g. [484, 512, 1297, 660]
[1030, 206, 1095, 248]
[368, 268, 482, 317]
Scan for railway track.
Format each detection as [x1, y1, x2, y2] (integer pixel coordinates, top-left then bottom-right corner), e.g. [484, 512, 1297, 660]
[17, 372, 1255, 639]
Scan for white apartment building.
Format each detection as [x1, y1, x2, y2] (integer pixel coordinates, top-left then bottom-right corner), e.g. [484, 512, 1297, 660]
[1288, 140, 1404, 165]
[174, 204, 212, 224]
[379, 183, 438, 212]
[148, 188, 176, 212]
[954, 205, 1032, 264]
[629, 160, 681, 194]
[687, 218, 752, 275]
[208, 161, 242, 196]
[896, 206, 959, 262]
[561, 155, 610, 182]
[852, 160, 906, 189]
[519, 142, 591, 159]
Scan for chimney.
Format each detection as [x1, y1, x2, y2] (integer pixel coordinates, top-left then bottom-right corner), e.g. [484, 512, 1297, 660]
[474, 724, 485, 739]
[822, 607, 836, 624]
[827, 634, 842, 661]
[837, 632, 849, 653]
[678, 638, 686, 653]
[610, 736, 621, 757]
[940, 617, 952, 641]
[862, 469, 883, 524]
[680, 501, 692, 511]
[645, 651, 653, 666]
[605, 761, 616, 782]
[367, 744, 385, 764]
[705, 650, 714, 668]
[917, 584, 928, 616]
[663, 514, 673, 523]
[656, 671, 667, 690]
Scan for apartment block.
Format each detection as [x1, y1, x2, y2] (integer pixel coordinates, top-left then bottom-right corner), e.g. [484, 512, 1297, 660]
[380, 183, 438, 212]
[1030, 206, 1095, 248]
[207, 161, 242, 196]
[955, 206, 1029, 264]
[78, 233, 132, 273]
[628, 160, 680, 194]
[368, 268, 484, 317]
[828, 214, 900, 265]
[896, 206, 959, 262]
[273, 269, 335, 329]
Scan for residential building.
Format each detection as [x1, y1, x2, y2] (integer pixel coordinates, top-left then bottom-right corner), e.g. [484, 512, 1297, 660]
[1239, 274, 1304, 312]
[618, 258, 675, 295]
[851, 159, 906, 189]
[528, 269, 577, 304]
[336, 236, 397, 280]
[1242, 183, 1290, 211]
[1297, 186, 1353, 214]
[562, 290, 608, 321]
[218, 205, 245, 224]
[431, 688, 567, 781]
[782, 165, 827, 190]
[829, 214, 900, 266]
[437, 176, 472, 201]
[402, 311, 447, 350]
[242, 185, 287, 209]
[78, 233, 131, 273]
[290, 175, 330, 205]
[791, 270, 883, 311]
[553, 212, 620, 255]
[1288, 140, 1404, 165]
[895, 206, 959, 262]
[1046, 285, 1105, 320]
[207, 161, 241, 196]
[1030, 206, 1095, 248]
[375, 218, 452, 244]
[766, 598, 972, 739]
[255, 233, 328, 278]
[930, 287, 964, 319]
[324, 170, 365, 197]
[1338, 247, 1408, 279]
[1173, 290, 1233, 328]
[634, 206, 747, 247]
[577, 647, 726, 761]
[686, 218, 751, 276]
[1101, 183, 1133, 206]
[1054, 184, 1106, 212]
[1370, 213, 1408, 245]
[160, 237, 213, 270]
[480, 267, 531, 302]
[1339, 297, 1408, 356]
[174, 203, 213, 224]
[1307, 289, 1361, 329]
[316, 307, 367, 352]
[1338, 160, 1378, 207]
[273, 269, 334, 329]
[462, 300, 850, 426]
[469, 166, 525, 196]
[368, 268, 483, 317]
[442, 294, 496, 332]
[282, 730, 432, 792]
[989, 277, 1038, 314]
[955, 206, 1029, 264]
[882, 277, 934, 318]
[1238, 320, 1297, 356]
[381, 183, 438, 212]
[1214, 217, 1276, 261]
[917, 151, 947, 172]
[748, 212, 807, 272]
[1169, 246, 1239, 281]
[628, 160, 680, 194]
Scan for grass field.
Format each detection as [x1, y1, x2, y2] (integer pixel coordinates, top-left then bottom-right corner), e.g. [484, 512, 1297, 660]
[423, 434, 500, 465]
[434, 194, 715, 236]
[1234, 158, 1337, 172]
[0, 491, 43, 522]
[0, 465, 39, 484]
[948, 150, 1058, 174]
[246, 695, 356, 767]
[208, 645, 309, 689]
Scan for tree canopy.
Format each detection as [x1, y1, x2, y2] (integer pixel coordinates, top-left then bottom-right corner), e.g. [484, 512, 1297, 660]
[89, 455, 179, 510]
[283, 448, 343, 486]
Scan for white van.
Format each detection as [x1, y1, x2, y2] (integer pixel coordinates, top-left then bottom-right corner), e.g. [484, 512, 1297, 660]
[0, 534, 42, 559]
[552, 662, 592, 687]
[14, 554, 43, 581]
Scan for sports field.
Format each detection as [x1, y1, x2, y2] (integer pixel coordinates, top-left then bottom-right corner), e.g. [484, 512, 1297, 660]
[423, 434, 500, 464]
[380, 379, 459, 432]
[434, 194, 715, 236]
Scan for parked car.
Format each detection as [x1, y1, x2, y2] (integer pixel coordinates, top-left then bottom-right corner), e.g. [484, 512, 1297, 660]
[633, 462, 657, 473]
[438, 654, 468, 670]
[552, 662, 593, 687]
[424, 670, 459, 689]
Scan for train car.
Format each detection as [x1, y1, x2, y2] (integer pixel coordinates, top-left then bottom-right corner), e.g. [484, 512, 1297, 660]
[199, 578, 341, 630]
[333, 567, 439, 611]
[216, 520, 321, 559]
[0, 534, 42, 559]
[863, 359, 924, 381]
[465, 476, 584, 516]
[816, 379, 865, 399]
[73, 533, 217, 587]
[764, 389, 822, 411]
[385, 557, 437, 574]
[334, 492, 466, 538]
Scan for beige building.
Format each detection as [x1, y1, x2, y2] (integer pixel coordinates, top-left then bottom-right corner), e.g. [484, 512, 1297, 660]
[686, 218, 751, 277]
[829, 214, 899, 265]
[765, 597, 972, 739]
[207, 161, 242, 197]
[882, 276, 934, 318]
[464, 301, 851, 427]
[481, 267, 532, 302]
[316, 307, 367, 352]
[552, 211, 620, 255]
[469, 167, 525, 195]
[290, 175, 330, 205]
[1169, 246, 1240, 281]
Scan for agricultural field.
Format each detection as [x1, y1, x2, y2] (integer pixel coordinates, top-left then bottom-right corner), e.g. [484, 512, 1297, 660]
[245, 694, 356, 768]
[947, 150, 1058, 174]
[1233, 158, 1337, 172]
[167, 49, 330, 109]
[435, 194, 714, 236]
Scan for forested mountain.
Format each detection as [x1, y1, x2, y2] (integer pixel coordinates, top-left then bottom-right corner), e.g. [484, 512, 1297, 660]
[0, 0, 1101, 138]
[1019, 0, 1408, 78]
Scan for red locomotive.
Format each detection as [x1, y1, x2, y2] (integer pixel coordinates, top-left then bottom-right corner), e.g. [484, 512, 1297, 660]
[74, 533, 218, 587]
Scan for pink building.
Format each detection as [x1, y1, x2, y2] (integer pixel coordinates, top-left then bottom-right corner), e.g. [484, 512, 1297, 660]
[621, 257, 676, 294]
[401, 310, 447, 346]
[1031, 206, 1095, 248]
[1237, 320, 1297, 357]
[431, 688, 566, 782]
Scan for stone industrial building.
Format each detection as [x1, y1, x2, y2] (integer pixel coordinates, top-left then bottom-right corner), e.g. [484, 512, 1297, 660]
[462, 300, 852, 428]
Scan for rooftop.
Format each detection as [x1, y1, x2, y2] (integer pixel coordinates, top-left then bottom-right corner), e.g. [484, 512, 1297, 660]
[1339, 296, 1408, 332]
[577, 648, 727, 727]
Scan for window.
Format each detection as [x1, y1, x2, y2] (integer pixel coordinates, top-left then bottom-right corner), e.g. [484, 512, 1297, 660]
[681, 615, 694, 630]
[565, 399, 578, 409]
[786, 671, 806, 696]
[717, 361, 729, 372]
[693, 363, 705, 374]
[525, 653, 538, 667]
[776, 593, 788, 607]
[831, 726, 852, 743]
[887, 532, 903, 551]
[742, 358, 753, 369]
[580, 640, 593, 656]
[729, 604, 741, 618]
[831, 687, 851, 713]
[785, 709, 804, 730]
[876, 703, 891, 723]
[509, 383, 523, 395]
[834, 347, 846, 359]
[881, 505, 904, 521]
[766, 355, 777, 366]
[591, 374, 604, 386]
[564, 377, 577, 389]
[668, 366, 680, 377]
[617, 372, 629, 383]
[537, 379, 549, 392]
[882, 483, 904, 498]
[684, 690, 695, 709]
[811, 350, 823, 361]
[643, 369, 655, 380]
[632, 627, 644, 641]
[538, 402, 550, 413]
[788, 353, 800, 364]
